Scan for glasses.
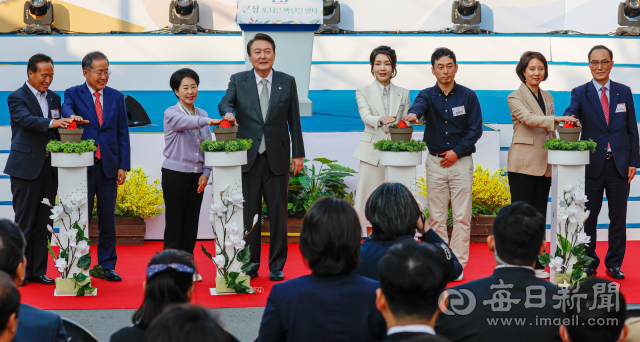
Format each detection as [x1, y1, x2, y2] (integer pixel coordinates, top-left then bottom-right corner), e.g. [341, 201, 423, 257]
[589, 60, 611, 68]
[91, 70, 111, 77]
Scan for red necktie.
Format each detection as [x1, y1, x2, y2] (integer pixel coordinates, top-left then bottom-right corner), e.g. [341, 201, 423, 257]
[600, 87, 611, 150]
[94, 92, 103, 159]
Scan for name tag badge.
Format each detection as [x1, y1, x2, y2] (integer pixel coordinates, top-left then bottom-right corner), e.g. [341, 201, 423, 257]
[452, 106, 466, 117]
[50, 109, 60, 119]
[616, 103, 627, 113]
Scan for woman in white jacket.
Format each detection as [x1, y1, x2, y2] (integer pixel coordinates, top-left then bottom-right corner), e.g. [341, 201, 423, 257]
[353, 46, 411, 229]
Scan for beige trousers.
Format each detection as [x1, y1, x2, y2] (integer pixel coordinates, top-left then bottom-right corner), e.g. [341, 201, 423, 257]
[426, 154, 473, 268]
[354, 161, 386, 228]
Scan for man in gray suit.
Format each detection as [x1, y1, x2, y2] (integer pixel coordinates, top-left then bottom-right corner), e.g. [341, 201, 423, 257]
[219, 33, 305, 281]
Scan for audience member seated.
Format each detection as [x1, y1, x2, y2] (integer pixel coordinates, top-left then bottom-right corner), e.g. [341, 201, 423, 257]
[144, 304, 228, 342]
[377, 240, 452, 342]
[0, 219, 67, 342]
[0, 271, 19, 342]
[560, 278, 628, 342]
[435, 202, 563, 342]
[110, 249, 196, 342]
[353, 183, 462, 282]
[257, 197, 387, 341]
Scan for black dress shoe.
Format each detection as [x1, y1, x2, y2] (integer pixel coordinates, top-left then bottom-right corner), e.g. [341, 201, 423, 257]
[583, 267, 597, 277]
[20, 280, 27, 287]
[269, 271, 285, 281]
[27, 275, 55, 285]
[606, 267, 625, 279]
[104, 269, 122, 282]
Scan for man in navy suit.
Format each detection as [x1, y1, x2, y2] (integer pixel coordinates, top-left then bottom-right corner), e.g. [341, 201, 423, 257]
[3, 54, 76, 286]
[563, 45, 640, 279]
[62, 51, 131, 281]
[435, 202, 563, 342]
[0, 219, 66, 342]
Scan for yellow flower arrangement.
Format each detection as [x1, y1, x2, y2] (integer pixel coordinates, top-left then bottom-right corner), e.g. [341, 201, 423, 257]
[114, 167, 164, 218]
[417, 164, 510, 217]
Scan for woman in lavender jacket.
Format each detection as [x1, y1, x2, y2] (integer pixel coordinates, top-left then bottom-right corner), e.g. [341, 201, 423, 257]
[162, 68, 220, 281]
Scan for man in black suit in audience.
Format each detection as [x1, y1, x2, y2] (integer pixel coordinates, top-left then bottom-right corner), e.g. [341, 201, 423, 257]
[435, 202, 563, 342]
[0, 271, 19, 342]
[377, 240, 452, 342]
[0, 219, 66, 342]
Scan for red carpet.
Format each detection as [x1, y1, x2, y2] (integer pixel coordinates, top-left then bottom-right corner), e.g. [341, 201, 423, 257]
[18, 241, 640, 310]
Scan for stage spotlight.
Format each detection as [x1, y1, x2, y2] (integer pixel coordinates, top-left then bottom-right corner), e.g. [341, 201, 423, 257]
[617, 0, 640, 36]
[316, 0, 341, 34]
[23, 0, 54, 35]
[451, 0, 482, 34]
[169, 0, 200, 34]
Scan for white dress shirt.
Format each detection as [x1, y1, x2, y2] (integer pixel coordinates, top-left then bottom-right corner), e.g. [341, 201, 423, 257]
[255, 69, 273, 99]
[387, 324, 436, 336]
[87, 83, 104, 107]
[592, 79, 612, 151]
[26, 81, 53, 127]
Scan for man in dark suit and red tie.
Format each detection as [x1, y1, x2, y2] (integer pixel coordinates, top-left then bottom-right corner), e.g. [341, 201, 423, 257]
[219, 33, 305, 281]
[62, 51, 131, 282]
[4, 54, 77, 286]
[563, 45, 640, 279]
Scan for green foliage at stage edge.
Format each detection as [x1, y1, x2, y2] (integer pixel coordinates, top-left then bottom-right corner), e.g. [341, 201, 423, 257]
[373, 139, 427, 152]
[541, 139, 597, 153]
[46, 139, 97, 154]
[200, 139, 253, 153]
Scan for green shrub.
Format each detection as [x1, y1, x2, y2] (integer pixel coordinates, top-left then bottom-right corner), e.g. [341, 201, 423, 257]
[46, 140, 97, 154]
[541, 138, 597, 153]
[200, 139, 253, 153]
[373, 139, 427, 152]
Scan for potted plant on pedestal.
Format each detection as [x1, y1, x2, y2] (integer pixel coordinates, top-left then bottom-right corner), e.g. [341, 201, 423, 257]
[538, 184, 594, 287]
[58, 121, 84, 143]
[212, 119, 239, 142]
[388, 120, 413, 142]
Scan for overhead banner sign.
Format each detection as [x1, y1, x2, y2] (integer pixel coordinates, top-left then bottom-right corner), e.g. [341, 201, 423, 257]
[236, 0, 323, 24]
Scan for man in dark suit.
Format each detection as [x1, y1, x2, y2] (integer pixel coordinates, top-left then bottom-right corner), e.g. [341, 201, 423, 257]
[62, 51, 131, 282]
[377, 240, 452, 342]
[4, 54, 76, 286]
[435, 202, 563, 342]
[0, 219, 66, 342]
[219, 33, 305, 281]
[563, 45, 639, 280]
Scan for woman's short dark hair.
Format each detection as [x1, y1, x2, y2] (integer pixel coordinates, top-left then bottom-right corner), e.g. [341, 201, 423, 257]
[143, 304, 227, 342]
[81, 51, 109, 71]
[299, 197, 361, 277]
[27, 53, 53, 75]
[170, 68, 200, 99]
[515, 51, 548, 84]
[365, 183, 422, 241]
[246, 33, 276, 56]
[369, 45, 398, 78]
[132, 249, 196, 329]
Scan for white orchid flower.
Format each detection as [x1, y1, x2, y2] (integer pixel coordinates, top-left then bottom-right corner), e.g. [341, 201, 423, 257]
[227, 222, 242, 236]
[562, 204, 578, 223]
[225, 234, 246, 250]
[75, 240, 90, 254]
[253, 214, 259, 227]
[564, 184, 575, 194]
[41, 198, 52, 207]
[80, 218, 87, 228]
[209, 214, 216, 227]
[49, 206, 64, 220]
[221, 184, 230, 194]
[212, 255, 226, 268]
[47, 224, 54, 233]
[577, 232, 591, 246]
[210, 202, 227, 217]
[549, 256, 564, 272]
[71, 195, 87, 210]
[55, 258, 68, 273]
[226, 193, 245, 209]
[64, 229, 78, 241]
[573, 191, 589, 208]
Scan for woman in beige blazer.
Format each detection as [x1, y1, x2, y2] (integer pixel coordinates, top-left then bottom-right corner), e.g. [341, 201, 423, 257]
[507, 51, 578, 278]
[353, 46, 411, 228]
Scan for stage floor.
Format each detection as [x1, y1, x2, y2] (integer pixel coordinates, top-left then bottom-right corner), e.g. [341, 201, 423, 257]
[18, 241, 640, 310]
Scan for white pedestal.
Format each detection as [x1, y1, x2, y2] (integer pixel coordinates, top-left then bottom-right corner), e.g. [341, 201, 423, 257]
[51, 152, 93, 279]
[548, 150, 589, 283]
[380, 151, 423, 197]
[204, 151, 248, 275]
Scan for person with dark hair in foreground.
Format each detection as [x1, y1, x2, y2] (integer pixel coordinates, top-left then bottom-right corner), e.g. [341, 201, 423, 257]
[110, 249, 197, 342]
[257, 197, 386, 341]
[560, 278, 627, 342]
[353, 183, 462, 282]
[161, 68, 220, 282]
[377, 240, 452, 342]
[143, 305, 229, 342]
[435, 202, 563, 342]
[0, 219, 67, 342]
[0, 271, 20, 342]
